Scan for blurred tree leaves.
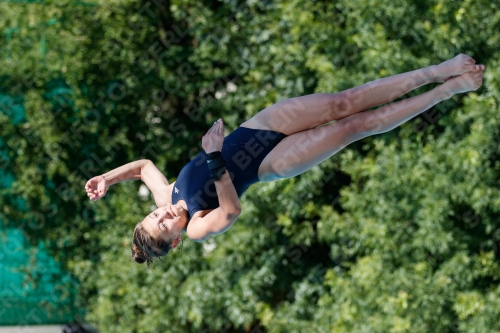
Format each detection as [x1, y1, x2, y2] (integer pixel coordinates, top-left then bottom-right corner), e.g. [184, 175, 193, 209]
[1, 0, 500, 332]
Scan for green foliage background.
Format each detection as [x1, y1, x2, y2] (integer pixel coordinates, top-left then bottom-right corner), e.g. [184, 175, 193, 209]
[1, 0, 500, 332]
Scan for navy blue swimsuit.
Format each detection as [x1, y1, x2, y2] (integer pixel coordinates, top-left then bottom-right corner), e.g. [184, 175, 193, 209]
[171, 127, 287, 220]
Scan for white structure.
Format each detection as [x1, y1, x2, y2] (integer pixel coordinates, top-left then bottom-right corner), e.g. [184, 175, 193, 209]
[0, 326, 62, 333]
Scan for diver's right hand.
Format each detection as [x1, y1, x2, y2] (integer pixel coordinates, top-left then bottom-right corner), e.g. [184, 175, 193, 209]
[202, 119, 224, 153]
[85, 175, 109, 201]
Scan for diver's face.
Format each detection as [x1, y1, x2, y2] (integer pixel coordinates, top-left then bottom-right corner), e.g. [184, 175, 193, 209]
[141, 204, 187, 242]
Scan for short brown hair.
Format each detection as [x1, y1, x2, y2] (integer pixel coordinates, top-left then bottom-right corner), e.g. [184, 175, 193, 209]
[131, 222, 172, 268]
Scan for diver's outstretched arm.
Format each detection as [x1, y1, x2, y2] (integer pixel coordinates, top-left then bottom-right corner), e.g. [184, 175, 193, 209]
[85, 159, 170, 206]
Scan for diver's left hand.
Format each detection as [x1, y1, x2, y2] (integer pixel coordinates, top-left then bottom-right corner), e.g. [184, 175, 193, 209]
[202, 119, 224, 153]
[85, 175, 109, 201]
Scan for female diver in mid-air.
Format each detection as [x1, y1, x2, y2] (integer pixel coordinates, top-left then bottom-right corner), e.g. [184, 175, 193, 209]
[85, 54, 485, 267]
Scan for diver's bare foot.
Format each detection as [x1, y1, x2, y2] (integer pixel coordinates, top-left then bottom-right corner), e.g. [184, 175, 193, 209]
[429, 54, 485, 83]
[439, 69, 484, 98]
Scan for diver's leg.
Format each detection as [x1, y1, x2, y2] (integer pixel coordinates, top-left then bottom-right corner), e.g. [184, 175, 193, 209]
[242, 54, 482, 136]
[258, 70, 484, 181]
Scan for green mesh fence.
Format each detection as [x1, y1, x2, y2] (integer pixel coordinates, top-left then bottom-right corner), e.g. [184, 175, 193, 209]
[0, 227, 82, 325]
[1, 84, 84, 326]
